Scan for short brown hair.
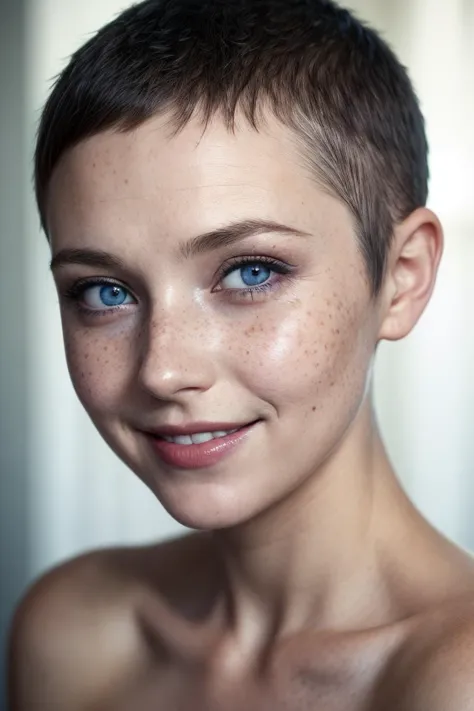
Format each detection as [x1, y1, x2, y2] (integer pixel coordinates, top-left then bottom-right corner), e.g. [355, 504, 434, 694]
[35, 0, 429, 295]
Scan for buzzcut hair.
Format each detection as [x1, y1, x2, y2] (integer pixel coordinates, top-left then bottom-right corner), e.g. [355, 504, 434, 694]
[34, 0, 429, 296]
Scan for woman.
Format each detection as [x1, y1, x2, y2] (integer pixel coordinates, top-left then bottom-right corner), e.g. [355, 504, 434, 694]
[9, 0, 474, 708]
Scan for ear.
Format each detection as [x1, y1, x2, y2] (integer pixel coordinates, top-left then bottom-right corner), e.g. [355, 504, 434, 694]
[377, 208, 444, 342]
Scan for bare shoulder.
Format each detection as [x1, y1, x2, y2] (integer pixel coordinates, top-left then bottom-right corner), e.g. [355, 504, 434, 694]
[379, 598, 474, 711]
[8, 532, 204, 711]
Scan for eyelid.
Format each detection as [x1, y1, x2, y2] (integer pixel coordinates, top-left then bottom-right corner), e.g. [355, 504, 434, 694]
[65, 276, 136, 298]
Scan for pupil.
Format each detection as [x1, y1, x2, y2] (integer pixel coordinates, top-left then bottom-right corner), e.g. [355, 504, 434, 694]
[241, 264, 270, 286]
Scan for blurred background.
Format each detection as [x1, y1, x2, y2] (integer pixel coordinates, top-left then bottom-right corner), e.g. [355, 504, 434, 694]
[1, 0, 474, 706]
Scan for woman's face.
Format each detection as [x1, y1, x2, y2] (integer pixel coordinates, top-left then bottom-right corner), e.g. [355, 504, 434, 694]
[47, 112, 380, 529]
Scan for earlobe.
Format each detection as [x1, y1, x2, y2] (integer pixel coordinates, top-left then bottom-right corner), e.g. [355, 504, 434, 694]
[377, 208, 444, 343]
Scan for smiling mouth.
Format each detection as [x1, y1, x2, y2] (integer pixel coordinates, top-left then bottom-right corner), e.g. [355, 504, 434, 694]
[146, 420, 261, 470]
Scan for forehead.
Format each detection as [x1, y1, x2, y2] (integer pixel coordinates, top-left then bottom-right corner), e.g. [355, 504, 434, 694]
[51, 111, 304, 189]
[46, 111, 355, 253]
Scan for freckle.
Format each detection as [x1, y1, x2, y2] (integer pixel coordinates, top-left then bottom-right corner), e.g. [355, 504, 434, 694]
[84, 353, 89, 360]
[246, 350, 249, 356]
[104, 345, 108, 352]
[312, 406, 316, 412]
[330, 382, 335, 387]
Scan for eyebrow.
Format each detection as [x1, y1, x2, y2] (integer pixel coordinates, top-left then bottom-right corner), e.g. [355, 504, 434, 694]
[49, 218, 311, 271]
[50, 249, 126, 272]
[179, 219, 311, 259]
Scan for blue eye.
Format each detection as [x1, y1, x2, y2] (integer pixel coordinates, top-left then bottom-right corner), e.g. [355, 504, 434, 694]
[221, 263, 273, 289]
[83, 284, 134, 309]
[66, 280, 135, 312]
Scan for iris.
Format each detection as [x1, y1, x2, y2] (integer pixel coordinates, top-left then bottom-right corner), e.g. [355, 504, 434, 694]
[240, 264, 271, 286]
[99, 285, 128, 306]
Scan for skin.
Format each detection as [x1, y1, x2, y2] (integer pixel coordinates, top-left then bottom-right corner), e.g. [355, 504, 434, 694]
[8, 109, 474, 710]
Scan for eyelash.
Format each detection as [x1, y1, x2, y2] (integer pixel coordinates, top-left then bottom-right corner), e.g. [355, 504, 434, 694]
[62, 256, 294, 318]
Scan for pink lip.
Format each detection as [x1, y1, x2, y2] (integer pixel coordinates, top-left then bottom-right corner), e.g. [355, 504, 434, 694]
[146, 422, 258, 470]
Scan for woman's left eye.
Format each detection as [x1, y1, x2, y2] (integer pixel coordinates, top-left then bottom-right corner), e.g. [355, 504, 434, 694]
[220, 262, 274, 289]
[217, 258, 292, 295]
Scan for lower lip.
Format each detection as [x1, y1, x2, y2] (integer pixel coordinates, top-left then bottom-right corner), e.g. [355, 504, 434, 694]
[147, 422, 258, 470]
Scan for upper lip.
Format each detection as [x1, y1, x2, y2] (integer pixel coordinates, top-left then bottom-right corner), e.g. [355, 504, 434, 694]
[144, 420, 257, 437]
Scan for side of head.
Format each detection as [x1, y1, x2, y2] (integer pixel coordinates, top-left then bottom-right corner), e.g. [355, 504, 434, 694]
[38, 1, 443, 529]
[36, 0, 429, 297]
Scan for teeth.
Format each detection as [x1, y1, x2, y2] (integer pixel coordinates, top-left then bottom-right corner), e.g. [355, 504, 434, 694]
[172, 435, 193, 445]
[161, 427, 242, 445]
[210, 428, 240, 439]
[191, 432, 214, 444]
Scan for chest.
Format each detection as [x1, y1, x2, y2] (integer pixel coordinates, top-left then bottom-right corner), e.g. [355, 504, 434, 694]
[112, 646, 390, 711]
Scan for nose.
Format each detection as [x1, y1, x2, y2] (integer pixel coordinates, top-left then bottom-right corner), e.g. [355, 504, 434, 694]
[136, 303, 217, 402]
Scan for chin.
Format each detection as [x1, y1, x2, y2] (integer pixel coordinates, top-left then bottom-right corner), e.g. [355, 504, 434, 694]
[148, 479, 266, 532]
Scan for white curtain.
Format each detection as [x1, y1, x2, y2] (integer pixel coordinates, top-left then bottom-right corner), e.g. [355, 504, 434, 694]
[24, 0, 474, 578]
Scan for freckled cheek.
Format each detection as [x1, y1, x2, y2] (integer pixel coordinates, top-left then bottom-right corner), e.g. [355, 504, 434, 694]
[62, 328, 132, 411]
[230, 304, 368, 403]
[228, 312, 323, 390]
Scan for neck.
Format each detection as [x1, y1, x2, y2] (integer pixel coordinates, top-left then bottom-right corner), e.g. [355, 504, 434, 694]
[210, 398, 419, 653]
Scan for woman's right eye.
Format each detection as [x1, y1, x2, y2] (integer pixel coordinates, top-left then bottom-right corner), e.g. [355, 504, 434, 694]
[65, 280, 135, 313]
